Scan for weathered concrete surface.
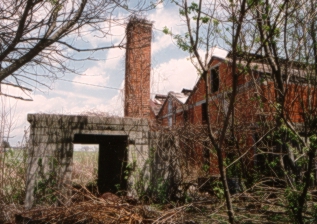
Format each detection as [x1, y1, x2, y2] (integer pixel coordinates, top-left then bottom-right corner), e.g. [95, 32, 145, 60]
[25, 114, 150, 208]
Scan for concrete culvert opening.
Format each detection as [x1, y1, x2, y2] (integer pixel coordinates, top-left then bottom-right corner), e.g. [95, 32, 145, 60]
[73, 134, 128, 195]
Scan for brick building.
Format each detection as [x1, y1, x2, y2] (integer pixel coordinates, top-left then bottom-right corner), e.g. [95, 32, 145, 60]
[124, 18, 317, 177]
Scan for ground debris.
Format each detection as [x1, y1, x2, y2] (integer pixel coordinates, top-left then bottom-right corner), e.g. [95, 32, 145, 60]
[15, 199, 152, 224]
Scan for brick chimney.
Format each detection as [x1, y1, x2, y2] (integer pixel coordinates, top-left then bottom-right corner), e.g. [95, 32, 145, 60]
[124, 18, 152, 118]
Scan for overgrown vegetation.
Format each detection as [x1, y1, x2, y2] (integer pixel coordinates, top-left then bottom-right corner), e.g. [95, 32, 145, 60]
[2, 0, 317, 223]
[0, 148, 27, 204]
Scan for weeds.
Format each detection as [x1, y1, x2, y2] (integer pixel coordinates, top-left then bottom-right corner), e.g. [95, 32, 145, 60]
[0, 148, 27, 204]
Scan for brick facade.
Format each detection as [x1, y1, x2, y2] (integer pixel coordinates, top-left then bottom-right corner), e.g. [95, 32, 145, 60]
[153, 56, 317, 176]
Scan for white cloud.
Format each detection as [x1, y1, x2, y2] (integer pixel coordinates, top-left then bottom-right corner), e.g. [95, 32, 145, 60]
[149, 2, 186, 54]
[82, 22, 126, 49]
[152, 34, 174, 54]
[0, 84, 33, 101]
[73, 62, 109, 87]
[104, 47, 125, 68]
[8, 87, 124, 145]
[5, 4, 199, 146]
[151, 57, 199, 95]
[149, 3, 182, 32]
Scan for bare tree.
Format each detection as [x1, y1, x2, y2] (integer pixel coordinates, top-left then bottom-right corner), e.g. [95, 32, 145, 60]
[165, 1, 256, 223]
[0, 0, 157, 100]
[247, 0, 317, 222]
[166, 0, 317, 223]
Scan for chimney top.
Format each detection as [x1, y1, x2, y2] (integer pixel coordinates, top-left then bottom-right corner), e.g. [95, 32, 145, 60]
[127, 16, 153, 29]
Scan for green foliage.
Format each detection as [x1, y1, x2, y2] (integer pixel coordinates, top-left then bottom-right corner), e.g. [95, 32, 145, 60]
[212, 180, 224, 199]
[163, 1, 216, 55]
[201, 16, 210, 23]
[115, 183, 121, 192]
[285, 187, 305, 222]
[127, 151, 149, 199]
[189, 2, 198, 11]
[48, 0, 59, 5]
[124, 160, 136, 180]
[224, 154, 242, 179]
[202, 164, 210, 173]
[213, 19, 219, 26]
[162, 26, 170, 35]
[311, 203, 317, 223]
[155, 178, 169, 203]
[47, 0, 63, 11]
[34, 157, 59, 204]
[310, 135, 317, 148]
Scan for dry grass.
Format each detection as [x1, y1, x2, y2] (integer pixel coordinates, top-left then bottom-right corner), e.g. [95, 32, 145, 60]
[2, 182, 301, 224]
[72, 151, 98, 186]
[12, 192, 293, 224]
[15, 188, 154, 224]
[16, 201, 146, 224]
[0, 149, 27, 204]
[0, 148, 27, 223]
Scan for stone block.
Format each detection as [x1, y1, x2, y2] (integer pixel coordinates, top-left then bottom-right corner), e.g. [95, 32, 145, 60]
[32, 145, 54, 157]
[128, 131, 144, 140]
[78, 129, 128, 136]
[30, 134, 61, 144]
[135, 138, 148, 145]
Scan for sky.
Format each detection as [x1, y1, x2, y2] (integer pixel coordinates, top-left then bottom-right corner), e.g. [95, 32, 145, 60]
[1, 1, 200, 146]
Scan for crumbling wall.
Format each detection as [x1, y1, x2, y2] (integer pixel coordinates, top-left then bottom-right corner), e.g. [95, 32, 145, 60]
[25, 114, 150, 208]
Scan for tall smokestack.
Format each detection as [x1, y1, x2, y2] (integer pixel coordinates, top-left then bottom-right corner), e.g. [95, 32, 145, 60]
[124, 17, 152, 118]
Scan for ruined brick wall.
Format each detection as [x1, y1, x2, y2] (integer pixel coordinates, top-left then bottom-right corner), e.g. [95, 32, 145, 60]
[156, 58, 263, 175]
[155, 56, 316, 177]
[157, 95, 187, 127]
[261, 81, 317, 123]
[124, 19, 152, 119]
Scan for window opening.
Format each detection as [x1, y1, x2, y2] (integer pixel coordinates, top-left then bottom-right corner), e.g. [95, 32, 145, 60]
[183, 110, 189, 122]
[211, 67, 219, 92]
[168, 98, 173, 127]
[202, 102, 207, 123]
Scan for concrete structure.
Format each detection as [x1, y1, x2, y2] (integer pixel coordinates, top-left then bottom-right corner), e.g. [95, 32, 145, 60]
[25, 114, 150, 208]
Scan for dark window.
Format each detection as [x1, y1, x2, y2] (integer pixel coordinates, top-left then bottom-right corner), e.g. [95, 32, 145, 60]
[168, 99, 173, 127]
[202, 103, 207, 123]
[211, 67, 219, 93]
[183, 110, 189, 122]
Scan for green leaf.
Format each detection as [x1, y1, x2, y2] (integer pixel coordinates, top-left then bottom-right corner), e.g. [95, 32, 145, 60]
[213, 19, 219, 26]
[163, 26, 170, 35]
[179, 9, 185, 16]
[201, 17, 210, 23]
